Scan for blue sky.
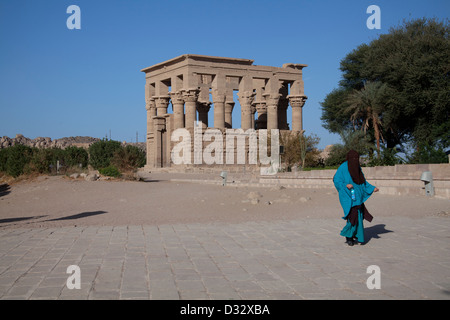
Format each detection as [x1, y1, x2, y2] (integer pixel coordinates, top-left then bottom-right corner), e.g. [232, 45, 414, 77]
[0, 0, 448, 149]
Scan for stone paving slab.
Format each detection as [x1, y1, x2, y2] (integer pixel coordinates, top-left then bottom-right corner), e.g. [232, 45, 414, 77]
[0, 216, 449, 300]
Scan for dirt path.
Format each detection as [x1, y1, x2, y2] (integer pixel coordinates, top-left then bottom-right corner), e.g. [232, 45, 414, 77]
[0, 175, 449, 229]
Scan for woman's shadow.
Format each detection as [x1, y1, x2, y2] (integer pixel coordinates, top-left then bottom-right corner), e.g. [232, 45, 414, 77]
[362, 224, 393, 245]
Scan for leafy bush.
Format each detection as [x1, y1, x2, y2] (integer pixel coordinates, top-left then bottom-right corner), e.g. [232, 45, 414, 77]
[88, 139, 122, 169]
[0, 148, 8, 172]
[99, 165, 121, 178]
[0, 139, 145, 178]
[112, 145, 146, 171]
[5, 145, 33, 177]
[406, 142, 447, 164]
[324, 130, 373, 166]
[280, 132, 321, 170]
[29, 148, 55, 174]
[64, 146, 88, 168]
[367, 147, 404, 166]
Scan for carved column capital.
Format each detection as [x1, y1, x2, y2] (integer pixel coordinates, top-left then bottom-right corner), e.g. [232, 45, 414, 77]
[288, 95, 308, 108]
[263, 93, 281, 106]
[237, 91, 255, 105]
[289, 95, 307, 132]
[145, 98, 156, 111]
[169, 91, 184, 105]
[253, 102, 267, 114]
[154, 96, 170, 108]
[182, 88, 200, 103]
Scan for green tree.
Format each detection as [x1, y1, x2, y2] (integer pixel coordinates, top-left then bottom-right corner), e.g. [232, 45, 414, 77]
[321, 18, 449, 160]
[325, 130, 372, 167]
[346, 81, 388, 156]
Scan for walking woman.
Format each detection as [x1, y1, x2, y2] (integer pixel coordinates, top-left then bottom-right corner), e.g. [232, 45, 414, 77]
[333, 150, 379, 246]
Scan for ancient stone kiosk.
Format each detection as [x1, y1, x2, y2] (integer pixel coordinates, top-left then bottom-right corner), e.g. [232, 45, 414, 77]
[141, 54, 307, 171]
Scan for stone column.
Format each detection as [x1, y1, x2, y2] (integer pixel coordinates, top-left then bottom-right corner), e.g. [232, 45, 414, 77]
[153, 116, 166, 168]
[212, 90, 226, 129]
[197, 102, 211, 128]
[250, 104, 256, 130]
[146, 98, 157, 134]
[264, 93, 280, 130]
[224, 101, 235, 128]
[154, 96, 170, 116]
[145, 98, 156, 167]
[237, 91, 255, 130]
[170, 92, 185, 129]
[182, 89, 199, 129]
[288, 95, 307, 132]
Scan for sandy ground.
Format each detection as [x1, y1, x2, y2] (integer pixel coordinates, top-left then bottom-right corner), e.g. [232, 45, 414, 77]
[0, 174, 449, 229]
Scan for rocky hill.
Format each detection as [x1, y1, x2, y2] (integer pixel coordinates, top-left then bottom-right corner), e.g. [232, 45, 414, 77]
[0, 134, 100, 149]
[0, 134, 146, 151]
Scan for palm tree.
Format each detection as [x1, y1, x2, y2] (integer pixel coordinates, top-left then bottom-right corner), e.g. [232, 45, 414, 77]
[346, 81, 387, 156]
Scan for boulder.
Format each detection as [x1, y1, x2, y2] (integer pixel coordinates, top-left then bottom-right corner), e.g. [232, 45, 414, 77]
[85, 173, 98, 181]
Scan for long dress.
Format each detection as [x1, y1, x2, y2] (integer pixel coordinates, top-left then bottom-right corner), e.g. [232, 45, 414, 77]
[333, 161, 376, 243]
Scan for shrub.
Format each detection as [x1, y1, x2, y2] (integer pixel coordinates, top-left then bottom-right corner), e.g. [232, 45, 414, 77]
[280, 132, 321, 170]
[99, 165, 121, 178]
[367, 147, 404, 166]
[88, 139, 122, 169]
[324, 130, 373, 167]
[5, 145, 33, 177]
[112, 145, 146, 171]
[0, 148, 8, 172]
[29, 148, 55, 174]
[407, 142, 447, 164]
[64, 146, 88, 168]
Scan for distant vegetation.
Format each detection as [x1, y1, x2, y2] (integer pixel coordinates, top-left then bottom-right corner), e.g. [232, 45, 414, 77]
[0, 139, 146, 178]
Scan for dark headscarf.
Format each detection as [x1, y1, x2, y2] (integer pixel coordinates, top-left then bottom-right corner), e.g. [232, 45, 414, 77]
[346, 150, 365, 185]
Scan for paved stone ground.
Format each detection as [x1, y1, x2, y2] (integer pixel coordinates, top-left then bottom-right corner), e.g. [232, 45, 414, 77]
[0, 216, 449, 300]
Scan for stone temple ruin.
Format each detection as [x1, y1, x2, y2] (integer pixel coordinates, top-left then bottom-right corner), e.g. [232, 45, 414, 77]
[141, 54, 307, 171]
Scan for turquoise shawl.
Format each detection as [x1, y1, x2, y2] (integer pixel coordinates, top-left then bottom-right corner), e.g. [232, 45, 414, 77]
[333, 161, 376, 219]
